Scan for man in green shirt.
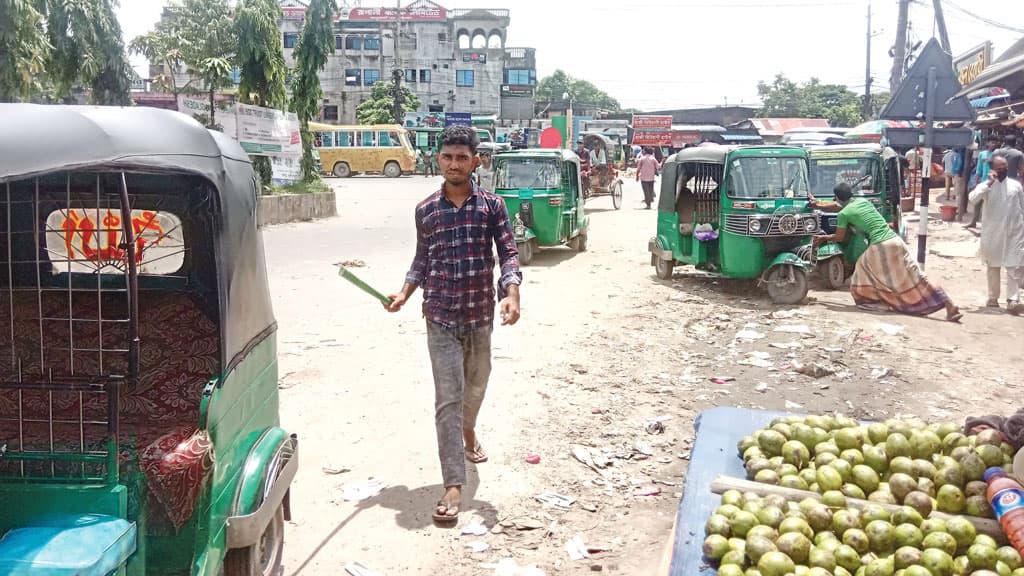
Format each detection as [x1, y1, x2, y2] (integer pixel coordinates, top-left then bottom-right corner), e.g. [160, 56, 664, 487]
[811, 183, 961, 321]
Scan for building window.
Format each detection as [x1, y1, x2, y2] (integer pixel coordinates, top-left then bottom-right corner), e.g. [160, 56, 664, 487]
[442, 64, 449, 69]
[364, 36, 381, 50]
[335, 35, 344, 50]
[360, 131, 375, 147]
[456, 70, 474, 87]
[405, 69, 417, 83]
[438, 32, 448, 42]
[505, 69, 535, 86]
[364, 69, 380, 86]
[283, 32, 299, 49]
[322, 105, 339, 121]
[345, 69, 361, 86]
[470, 100, 476, 105]
[419, 69, 431, 83]
[345, 36, 363, 50]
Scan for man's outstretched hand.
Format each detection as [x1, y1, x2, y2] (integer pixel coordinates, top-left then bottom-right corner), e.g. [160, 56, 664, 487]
[385, 292, 406, 313]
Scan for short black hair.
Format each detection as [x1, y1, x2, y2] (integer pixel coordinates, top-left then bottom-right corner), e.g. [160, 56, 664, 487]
[439, 125, 479, 154]
[834, 182, 853, 202]
[1005, 134, 1018, 147]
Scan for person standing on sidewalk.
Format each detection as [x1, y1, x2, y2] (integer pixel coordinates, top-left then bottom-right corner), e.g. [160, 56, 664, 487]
[386, 125, 522, 523]
[423, 148, 436, 177]
[966, 137, 999, 229]
[969, 155, 1024, 314]
[636, 147, 660, 209]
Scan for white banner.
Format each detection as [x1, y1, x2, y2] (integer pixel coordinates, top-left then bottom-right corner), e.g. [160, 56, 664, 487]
[236, 103, 301, 157]
[271, 156, 302, 185]
[176, 95, 237, 138]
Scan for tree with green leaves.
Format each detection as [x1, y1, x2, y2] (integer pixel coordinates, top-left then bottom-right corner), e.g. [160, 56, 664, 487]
[536, 70, 620, 112]
[757, 74, 865, 127]
[1, 0, 131, 104]
[129, 21, 189, 97]
[236, 0, 288, 188]
[290, 0, 336, 182]
[356, 79, 421, 125]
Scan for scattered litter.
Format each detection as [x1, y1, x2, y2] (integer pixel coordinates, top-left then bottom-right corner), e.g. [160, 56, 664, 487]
[466, 541, 490, 553]
[739, 354, 773, 368]
[512, 518, 546, 531]
[321, 462, 351, 475]
[755, 382, 770, 393]
[535, 491, 576, 508]
[634, 441, 655, 456]
[770, 341, 804, 350]
[735, 329, 766, 340]
[876, 322, 905, 335]
[792, 361, 835, 378]
[772, 309, 809, 319]
[341, 478, 386, 502]
[489, 558, 547, 576]
[785, 400, 804, 410]
[870, 367, 893, 379]
[822, 347, 845, 353]
[525, 453, 542, 464]
[774, 324, 813, 335]
[591, 407, 604, 414]
[644, 420, 666, 435]
[338, 259, 366, 268]
[344, 562, 381, 576]
[571, 445, 611, 471]
[565, 535, 590, 561]
[634, 485, 662, 497]
[461, 522, 489, 536]
[581, 502, 598, 512]
[711, 376, 735, 384]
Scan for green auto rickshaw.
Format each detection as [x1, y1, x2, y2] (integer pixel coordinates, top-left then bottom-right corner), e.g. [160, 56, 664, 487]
[649, 145, 820, 304]
[494, 149, 589, 265]
[0, 104, 296, 575]
[808, 144, 904, 288]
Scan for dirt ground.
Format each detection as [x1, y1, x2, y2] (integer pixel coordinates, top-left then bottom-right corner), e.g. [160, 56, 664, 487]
[264, 176, 1022, 576]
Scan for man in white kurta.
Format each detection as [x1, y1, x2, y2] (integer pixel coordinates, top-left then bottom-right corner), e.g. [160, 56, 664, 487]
[969, 155, 1024, 314]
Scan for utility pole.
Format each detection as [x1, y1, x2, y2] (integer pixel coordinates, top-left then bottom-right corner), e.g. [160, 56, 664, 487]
[864, 0, 873, 120]
[932, 0, 951, 54]
[391, 0, 404, 125]
[890, 0, 911, 94]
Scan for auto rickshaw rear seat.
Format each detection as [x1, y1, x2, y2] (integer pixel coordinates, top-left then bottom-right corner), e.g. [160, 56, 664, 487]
[0, 513, 136, 576]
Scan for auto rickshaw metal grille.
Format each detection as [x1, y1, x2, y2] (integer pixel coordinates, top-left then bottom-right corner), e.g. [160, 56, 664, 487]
[684, 163, 722, 225]
[0, 173, 141, 484]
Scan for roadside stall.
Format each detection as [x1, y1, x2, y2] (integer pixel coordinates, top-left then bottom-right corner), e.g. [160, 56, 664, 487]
[668, 407, 1024, 575]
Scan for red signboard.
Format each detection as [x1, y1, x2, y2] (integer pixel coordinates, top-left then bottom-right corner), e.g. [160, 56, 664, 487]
[632, 115, 673, 130]
[348, 6, 447, 21]
[282, 7, 307, 21]
[632, 131, 673, 146]
[672, 131, 702, 147]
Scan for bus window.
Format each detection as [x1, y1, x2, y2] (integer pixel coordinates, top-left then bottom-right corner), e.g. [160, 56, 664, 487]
[337, 132, 353, 147]
[378, 131, 393, 147]
[360, 131, 375, 147]
[314, 132, 324, 147]
[322, 131, 335, 147]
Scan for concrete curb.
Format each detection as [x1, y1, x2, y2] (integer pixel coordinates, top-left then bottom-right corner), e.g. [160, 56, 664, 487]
[258, 192, 337, 227]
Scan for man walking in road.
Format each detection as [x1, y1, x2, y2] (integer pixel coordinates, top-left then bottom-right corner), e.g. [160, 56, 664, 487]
[423, 148, 436, 177]
[636, 147, 660, 209]
[966, 137, 999, 229]
[969, 155, 1024, 314]
[386, 125, 522, 523]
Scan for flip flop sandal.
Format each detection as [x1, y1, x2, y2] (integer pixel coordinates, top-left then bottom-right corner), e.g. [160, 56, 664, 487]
[432, 501, 459, 523]
[947, 312, 963, 323]
[465, 442, 488, 464]
[986, 300, 1001, 308]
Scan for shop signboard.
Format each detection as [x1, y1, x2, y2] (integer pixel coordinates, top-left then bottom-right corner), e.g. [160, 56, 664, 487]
[953, 42, 993, 88]
[348, 5, 446, 21]
[235, 103, 302, 157]
[444, 112, 472, 127]
[632, 131, 673, 146]
[632, 115, 673, 130]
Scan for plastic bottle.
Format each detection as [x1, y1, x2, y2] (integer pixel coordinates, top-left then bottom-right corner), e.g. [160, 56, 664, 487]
[984, 466, 1024, 555]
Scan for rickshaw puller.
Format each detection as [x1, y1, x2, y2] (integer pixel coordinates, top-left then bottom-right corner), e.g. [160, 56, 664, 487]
[386, 126, 522, 524]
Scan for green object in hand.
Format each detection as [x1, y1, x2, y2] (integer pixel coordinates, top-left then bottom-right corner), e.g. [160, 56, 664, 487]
[338, 266, 392, 306]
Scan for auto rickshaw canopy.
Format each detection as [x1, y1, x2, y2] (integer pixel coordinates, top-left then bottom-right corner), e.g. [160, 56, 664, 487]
[0, 104, 275, 373]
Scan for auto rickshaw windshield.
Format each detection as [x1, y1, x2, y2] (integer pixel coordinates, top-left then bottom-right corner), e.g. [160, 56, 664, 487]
[495, 158, 561, 189]
[728, 156, 810, 199]
[809, 157, 876, 197]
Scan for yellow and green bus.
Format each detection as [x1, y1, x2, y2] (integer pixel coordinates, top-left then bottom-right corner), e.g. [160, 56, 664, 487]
[309, 123, 417, 178]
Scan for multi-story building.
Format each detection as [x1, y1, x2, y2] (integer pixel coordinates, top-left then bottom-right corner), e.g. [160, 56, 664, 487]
[279, 0, 537, 125]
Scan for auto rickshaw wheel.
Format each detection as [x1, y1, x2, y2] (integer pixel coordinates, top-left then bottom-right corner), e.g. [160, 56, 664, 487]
[518, 241, 534, 265]
[383, 161, 402, 178]
[224, 505, 285, 576]
[765, 264, 809, 305]
[654, 254, 674, 280]
[332, 162, 352, 178]
[569, 232, 588, 252]
[823, 256, 846, 290]
[612, 182, 623, 210]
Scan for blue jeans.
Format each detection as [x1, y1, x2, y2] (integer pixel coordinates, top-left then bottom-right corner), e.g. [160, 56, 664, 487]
[425, 320, 492, 487]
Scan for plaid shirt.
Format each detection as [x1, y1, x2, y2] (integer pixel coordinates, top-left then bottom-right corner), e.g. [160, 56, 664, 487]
[405, 182, 522, 329]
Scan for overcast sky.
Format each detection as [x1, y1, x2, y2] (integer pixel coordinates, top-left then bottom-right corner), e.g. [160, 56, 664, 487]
[116, 0, 1024, 110]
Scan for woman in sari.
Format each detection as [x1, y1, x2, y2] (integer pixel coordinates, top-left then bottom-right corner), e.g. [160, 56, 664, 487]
[811, 182, 962, 322]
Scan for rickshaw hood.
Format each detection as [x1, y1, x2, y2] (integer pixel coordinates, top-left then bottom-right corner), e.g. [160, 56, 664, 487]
[0, 104, 275, 374]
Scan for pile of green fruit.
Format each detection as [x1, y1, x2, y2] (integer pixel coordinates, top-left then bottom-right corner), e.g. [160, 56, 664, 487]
[737, 415, 1017, 518]
[703, 489, 1023, 576]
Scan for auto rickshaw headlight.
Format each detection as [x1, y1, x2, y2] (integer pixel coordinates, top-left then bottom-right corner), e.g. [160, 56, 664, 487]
[803, 218, 818, 232]
[748, 219, 763, 233]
